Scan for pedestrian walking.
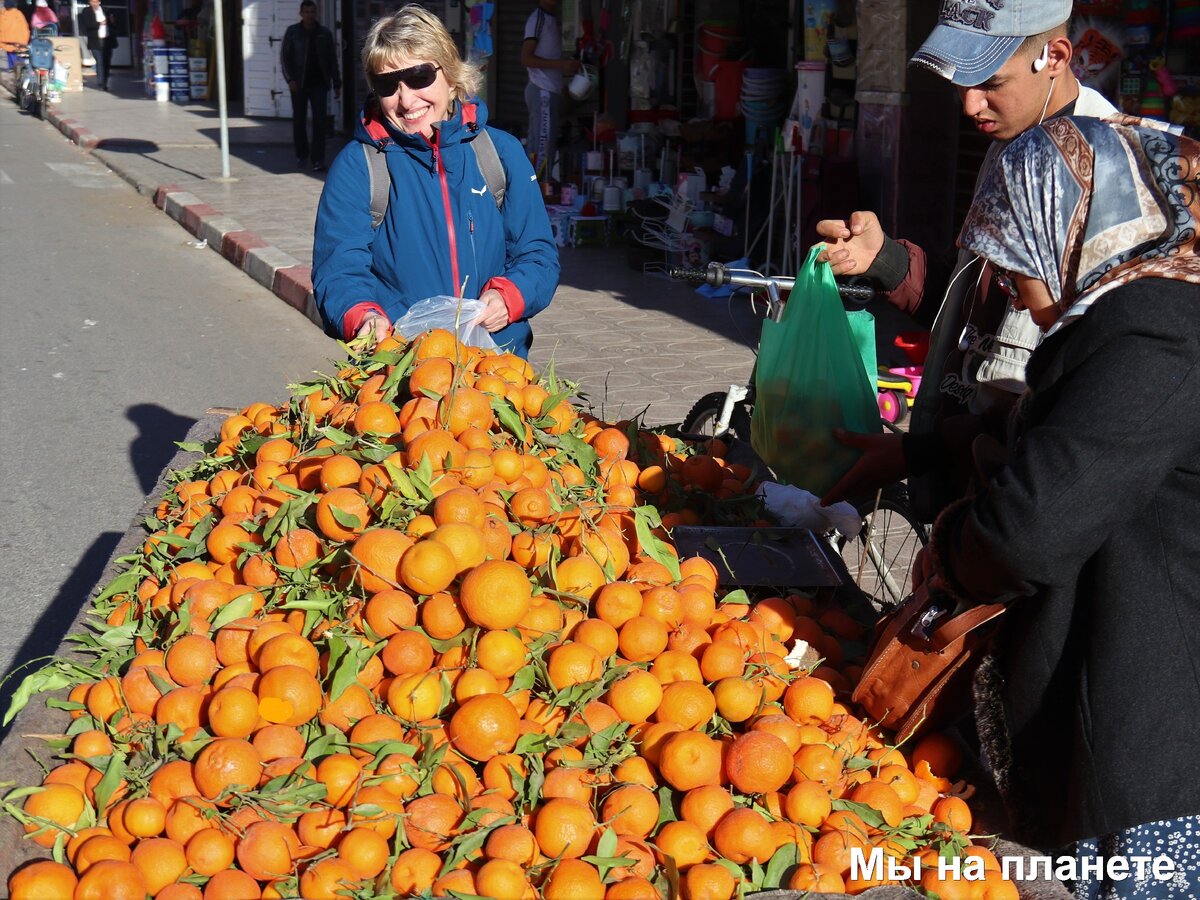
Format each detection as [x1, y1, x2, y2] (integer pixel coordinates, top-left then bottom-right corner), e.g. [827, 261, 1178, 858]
[77, 0, 117, 91]
[922, 113, 1200, 897]
[280, 0, 341, 172]
[29, 0, 55, 34]
[311, 3, 558, 359]
[520, 0, 580, 182]
[0, 0, 30, 70]
[817, 0, 1118, 518]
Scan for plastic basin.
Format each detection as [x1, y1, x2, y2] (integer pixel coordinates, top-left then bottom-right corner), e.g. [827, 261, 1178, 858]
[894, 330, 930, 366]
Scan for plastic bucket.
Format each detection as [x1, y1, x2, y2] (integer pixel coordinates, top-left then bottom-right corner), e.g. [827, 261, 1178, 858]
[568, 64, 597, 100]
[707, 60, 747, 120]
[696, 22, 740, 77]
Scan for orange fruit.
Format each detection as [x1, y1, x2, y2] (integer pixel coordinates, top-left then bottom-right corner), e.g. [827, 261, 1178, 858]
[555, 555, 607, 601]
[381, 629, 435, 676]
[391, 847, 442, 894]
[657, 731, 723, 791]
[130, 837, 187, 895]
[72, 860, 146, 900]
[193, 738, 261, 801]
[618, 616, 669, 662]
[403, 793, 463, 852]
[315, 487, 372, 542]
[594, 581, 644, 628]
[712, 807, 774, 865]
[788, 863, 847, 893]
[485, 823, 540, 865]
[206, 686, 260, 738]
[476, 629, 528, 678]
[300, 858, 363, 900]
[256, 664, 322, 726]
[459, 559, 533, 629]
[429, 522, 488, 574]
[387, 671, 445, 721]
[7, 860, 78, 900]
[164, 634, 219, 687]
[724, 731, 793, 795]
[236, 819, 302, 880]
[22, 782, 86, 847]
[474, 858, 531, 900]
[683, 863, 737, 900]
[602, 784, 659, 839]
[680, 785, 735, 839]
[533, 797, 596, 860]
[185, 828, 235, 876]
[654, 819, 711, 869]
[363, 588, 418, 637]
[542, 859, 604, 900]
[911, 731, 964, 778]
[201, 869, 261, 899]
[353, 400, 401, 436]
[421, 590, 468, 639]
[122, 796, 168, 838]
[932, 795, 973, 833]
[349, 528, 413, 593]
[547, 641, 604, 689]
[398, 538, 458, 595]
[655, 681, 716, 730]
[782, 675, 835, 724]
[446, 692, 521, 761]
[605, 670, 664, 725]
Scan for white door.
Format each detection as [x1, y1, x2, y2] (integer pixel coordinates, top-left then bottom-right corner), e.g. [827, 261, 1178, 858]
[242, 0, 289, 117]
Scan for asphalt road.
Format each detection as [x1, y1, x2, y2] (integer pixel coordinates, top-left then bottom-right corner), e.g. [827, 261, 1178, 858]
[0, 100, 339, 716]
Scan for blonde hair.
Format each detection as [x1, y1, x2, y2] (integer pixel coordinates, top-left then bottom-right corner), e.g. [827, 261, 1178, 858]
[362, 4, 482, 100]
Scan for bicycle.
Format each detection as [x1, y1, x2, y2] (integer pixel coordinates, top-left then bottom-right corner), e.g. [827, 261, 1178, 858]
[669, 261, 927, 608]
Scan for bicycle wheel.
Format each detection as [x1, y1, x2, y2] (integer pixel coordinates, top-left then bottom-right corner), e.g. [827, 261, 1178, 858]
[681, 391, 753, 441]
[838, 486, 928, 609]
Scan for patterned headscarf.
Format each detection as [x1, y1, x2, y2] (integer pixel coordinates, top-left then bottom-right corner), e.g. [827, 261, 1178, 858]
[959, 115, 1200, 334]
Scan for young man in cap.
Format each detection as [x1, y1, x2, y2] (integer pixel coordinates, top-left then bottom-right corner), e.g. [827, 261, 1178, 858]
[816, 0, 1117, 518]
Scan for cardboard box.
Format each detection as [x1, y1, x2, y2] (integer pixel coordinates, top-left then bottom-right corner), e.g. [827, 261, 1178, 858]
[50, 37, 83, 92]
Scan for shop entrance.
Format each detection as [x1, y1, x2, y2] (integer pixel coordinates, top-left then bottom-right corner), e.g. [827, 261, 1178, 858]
[242, 0, 343, 123]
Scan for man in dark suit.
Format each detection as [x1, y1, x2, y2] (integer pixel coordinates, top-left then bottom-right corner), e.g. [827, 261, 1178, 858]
[77, 0, 117, 90]
[281, 0, 341, 172]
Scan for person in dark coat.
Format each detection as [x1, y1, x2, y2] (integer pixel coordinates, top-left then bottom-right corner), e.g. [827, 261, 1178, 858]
[926, 114, 1200, 898]
[280, 0, 340, 172]
[77, 0, 117, 90]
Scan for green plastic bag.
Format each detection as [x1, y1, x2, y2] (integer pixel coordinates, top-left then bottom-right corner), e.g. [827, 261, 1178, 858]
[750, 245, 880, 496]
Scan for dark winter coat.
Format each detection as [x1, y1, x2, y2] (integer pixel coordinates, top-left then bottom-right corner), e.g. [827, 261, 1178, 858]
[280, 20, 339, 90]
[930, 278, 1200, 848]
[77, 4, 117, 51]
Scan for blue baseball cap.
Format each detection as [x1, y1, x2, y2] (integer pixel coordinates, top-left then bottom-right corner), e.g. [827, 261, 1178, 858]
[910, 0, 1073, 87]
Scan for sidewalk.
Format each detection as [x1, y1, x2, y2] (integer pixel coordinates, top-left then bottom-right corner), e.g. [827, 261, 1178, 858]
[3, 65, 770, 427]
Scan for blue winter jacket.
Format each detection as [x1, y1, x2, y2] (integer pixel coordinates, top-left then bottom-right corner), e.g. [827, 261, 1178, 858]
[312, 98, 559, 357]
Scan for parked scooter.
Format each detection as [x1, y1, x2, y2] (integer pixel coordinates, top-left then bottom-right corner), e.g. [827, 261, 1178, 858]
[15, 29, 56, 119]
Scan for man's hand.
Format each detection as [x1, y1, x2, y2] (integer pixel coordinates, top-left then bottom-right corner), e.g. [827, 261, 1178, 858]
[820, 429, 907, 506]
[815, 211, 885, 277]
[354, 313, 392, 344]
[288, 79, 298, 92]
[475, 290, 511, 332]
[562, 59, 583, 75]
[334, 87, 341, 99]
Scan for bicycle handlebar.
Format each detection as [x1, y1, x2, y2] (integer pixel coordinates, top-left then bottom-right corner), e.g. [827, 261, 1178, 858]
[669, 263, 876, 306]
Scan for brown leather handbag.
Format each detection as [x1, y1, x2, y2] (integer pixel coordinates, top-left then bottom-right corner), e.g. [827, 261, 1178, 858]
[851, 585, 1006, 743]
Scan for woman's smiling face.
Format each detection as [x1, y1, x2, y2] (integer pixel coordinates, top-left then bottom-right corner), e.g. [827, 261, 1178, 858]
[375, 56, 452, 140]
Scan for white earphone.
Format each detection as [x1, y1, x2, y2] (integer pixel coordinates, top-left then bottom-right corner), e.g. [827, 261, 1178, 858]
[1033, 43, 1049, 73]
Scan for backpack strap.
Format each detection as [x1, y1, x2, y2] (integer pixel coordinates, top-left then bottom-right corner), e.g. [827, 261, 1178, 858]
[362, 130, 505, 228]
[363, 143, 389, 229]
[472, 129, 506, 210]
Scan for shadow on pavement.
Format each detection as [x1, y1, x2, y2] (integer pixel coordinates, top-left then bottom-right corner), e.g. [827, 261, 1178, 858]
[0, 531, 122, 746]
[126, 403, 197, 494]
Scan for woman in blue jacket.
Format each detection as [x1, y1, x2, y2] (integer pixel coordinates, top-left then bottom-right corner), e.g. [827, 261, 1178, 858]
[312, 4, 559, 358]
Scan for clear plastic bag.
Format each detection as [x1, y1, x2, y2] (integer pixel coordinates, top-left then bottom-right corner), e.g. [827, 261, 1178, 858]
[393, 296, 498, 350]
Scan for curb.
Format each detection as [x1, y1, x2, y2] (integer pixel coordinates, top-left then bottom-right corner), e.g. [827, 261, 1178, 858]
[43, 104, 324, 331]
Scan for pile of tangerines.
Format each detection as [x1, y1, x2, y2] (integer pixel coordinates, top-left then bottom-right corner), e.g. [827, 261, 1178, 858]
[3, 330, 1017, 900]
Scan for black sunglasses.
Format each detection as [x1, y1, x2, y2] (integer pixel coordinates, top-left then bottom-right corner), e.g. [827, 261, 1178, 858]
[372, 63, 441, 96]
